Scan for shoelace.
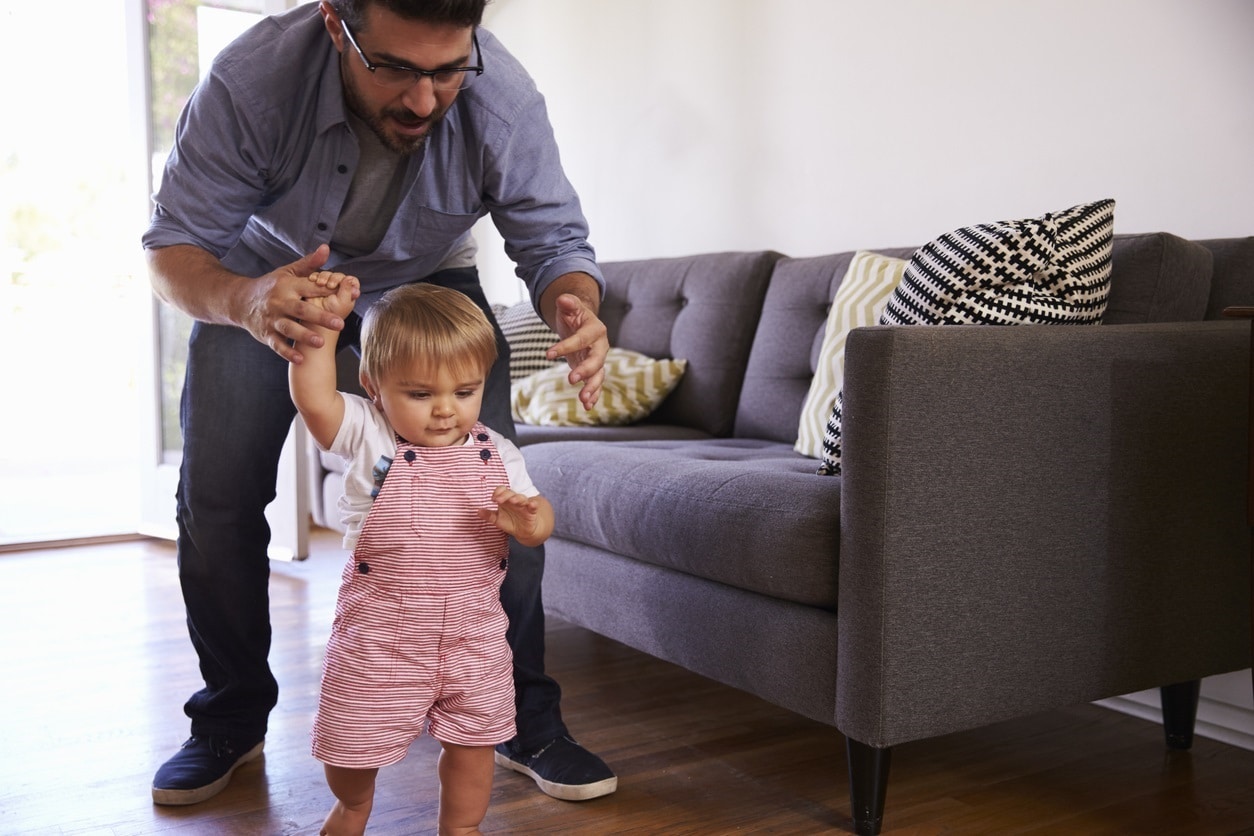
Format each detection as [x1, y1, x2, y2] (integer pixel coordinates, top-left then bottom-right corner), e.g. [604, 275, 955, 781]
[187, 735, 237, 759]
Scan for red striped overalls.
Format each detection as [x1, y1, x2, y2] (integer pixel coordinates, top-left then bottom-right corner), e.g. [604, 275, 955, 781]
[312, 424, 516, 768]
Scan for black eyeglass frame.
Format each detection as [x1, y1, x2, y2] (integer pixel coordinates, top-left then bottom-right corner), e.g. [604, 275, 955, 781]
[339, 18, 483, 89]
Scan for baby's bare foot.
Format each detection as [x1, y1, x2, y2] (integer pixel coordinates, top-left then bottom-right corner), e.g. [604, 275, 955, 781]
[320, 799, 371, 836]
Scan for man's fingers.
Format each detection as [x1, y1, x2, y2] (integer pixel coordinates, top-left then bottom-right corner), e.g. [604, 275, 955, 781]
[575, 367, 605, 409]
[293, 297, 346, 331]
[290, 243, 330, 276]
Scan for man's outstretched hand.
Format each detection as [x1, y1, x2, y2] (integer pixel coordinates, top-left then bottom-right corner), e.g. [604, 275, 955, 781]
[240, 244, 360, 363]
[546, 292, 609, 410]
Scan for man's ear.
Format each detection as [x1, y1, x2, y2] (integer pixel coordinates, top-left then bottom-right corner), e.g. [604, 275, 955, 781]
[319, 1, 345, 51]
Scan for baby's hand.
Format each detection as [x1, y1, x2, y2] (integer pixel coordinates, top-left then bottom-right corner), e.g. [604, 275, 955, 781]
[478, 486, 542, 540]
[304, 271, 360, 319]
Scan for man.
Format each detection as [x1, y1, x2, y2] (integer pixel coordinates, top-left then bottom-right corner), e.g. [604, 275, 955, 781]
[143, 0, 616, 807]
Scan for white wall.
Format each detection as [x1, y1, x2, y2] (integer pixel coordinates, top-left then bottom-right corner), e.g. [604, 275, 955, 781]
[475, 0, 1254, 302]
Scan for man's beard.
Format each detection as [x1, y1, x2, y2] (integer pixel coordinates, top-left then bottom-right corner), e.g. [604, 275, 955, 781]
[342, 63, 449, 156]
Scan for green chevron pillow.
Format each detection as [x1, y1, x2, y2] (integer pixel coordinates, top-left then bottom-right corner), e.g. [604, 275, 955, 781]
[795, 251, 908, 460]
[511, 348, 687, 426]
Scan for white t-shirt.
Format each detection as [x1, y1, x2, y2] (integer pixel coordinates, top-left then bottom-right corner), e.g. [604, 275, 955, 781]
[326, 392, 538, 551]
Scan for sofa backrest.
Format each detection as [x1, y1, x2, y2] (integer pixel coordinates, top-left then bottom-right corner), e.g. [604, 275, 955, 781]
[732, 233, 1233, 444]
[1201, 237, 1254, 320]
[732, 247, 916, 443]
[597, 250, 784, 437]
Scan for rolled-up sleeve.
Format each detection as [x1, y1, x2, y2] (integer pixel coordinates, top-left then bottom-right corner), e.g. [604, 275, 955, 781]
[143, 69, 271, 258]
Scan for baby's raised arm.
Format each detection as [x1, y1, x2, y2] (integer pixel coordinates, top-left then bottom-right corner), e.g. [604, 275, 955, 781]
[288, 273, 360, 450]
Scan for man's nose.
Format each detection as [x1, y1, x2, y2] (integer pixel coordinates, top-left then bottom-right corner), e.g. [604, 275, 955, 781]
[400, 76, 438, 118]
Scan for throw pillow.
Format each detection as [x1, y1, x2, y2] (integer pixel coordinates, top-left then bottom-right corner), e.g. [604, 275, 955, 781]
[794, 251, 908, 459]
[494, 300, 561, 381]
[817, 198, 1116, 476]
[512, 348, 687, 427]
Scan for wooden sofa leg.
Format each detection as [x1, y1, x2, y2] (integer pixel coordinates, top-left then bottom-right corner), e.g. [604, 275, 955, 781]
[1160, 679, 1201, 750]
[846, 737, 891, 836]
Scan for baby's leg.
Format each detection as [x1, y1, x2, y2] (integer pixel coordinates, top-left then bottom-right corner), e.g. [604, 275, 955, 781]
[321, 765, 378, 836]
[437, 743, 495, 836]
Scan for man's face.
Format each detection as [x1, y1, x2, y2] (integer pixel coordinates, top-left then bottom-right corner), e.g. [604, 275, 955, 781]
[326, 4, 476, 155]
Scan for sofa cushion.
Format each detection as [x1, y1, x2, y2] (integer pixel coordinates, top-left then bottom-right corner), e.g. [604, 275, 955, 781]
[515, 422, 713, 446]
[492, 300, 561, 381]
[1102, 232, 1214, 324]
[511, 348, 687, 426]
[794, 251, 907, 460]
[734, 247, 918, 445]
[598, 251, 783, 436]
[523, 438, 843, 610]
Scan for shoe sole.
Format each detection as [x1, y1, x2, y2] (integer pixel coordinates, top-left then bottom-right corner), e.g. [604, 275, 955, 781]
[151, 741, 265, 806]
[493, 749, 618, 801]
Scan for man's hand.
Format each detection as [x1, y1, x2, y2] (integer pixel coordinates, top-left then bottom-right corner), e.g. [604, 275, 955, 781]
[239, 245, 360, 363]
[547, 293, 609, 410]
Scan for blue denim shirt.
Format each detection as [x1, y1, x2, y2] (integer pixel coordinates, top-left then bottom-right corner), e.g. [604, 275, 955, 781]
[143, 4, 602, 310]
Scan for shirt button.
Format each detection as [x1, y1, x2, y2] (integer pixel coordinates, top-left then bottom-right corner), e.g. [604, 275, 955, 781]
[404, 450, 416, 462]
[337, 164, 348, 174]
[317, 222, 328, 231]
[357, 562, 370, 574]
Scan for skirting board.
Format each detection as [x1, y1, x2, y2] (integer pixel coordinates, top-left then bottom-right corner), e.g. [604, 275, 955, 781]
[1095, 669, 1254, 752]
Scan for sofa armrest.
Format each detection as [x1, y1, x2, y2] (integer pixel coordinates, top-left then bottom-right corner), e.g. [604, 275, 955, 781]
[836, 321, 1251, 748]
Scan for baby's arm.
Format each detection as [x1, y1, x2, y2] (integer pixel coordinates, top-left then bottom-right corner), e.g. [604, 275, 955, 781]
[288, 272, 360, 450]
[478, 486, 555, 548]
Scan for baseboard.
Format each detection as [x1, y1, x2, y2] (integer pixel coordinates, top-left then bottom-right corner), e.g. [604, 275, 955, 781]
[1095, 669, 1254, 752]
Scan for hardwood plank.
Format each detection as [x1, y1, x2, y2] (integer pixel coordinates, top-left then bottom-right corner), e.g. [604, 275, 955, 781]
[0, 530, 1252, 834]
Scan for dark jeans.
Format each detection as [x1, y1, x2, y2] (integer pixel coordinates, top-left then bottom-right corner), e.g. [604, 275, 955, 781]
[175, 267, 566, 752]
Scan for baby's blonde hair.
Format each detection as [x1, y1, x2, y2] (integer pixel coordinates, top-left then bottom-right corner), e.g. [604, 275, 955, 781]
[360, 283, 498, 386]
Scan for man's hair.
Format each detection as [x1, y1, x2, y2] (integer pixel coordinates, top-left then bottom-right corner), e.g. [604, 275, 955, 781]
[330, 0, 487, 30]
[360, 283, 498, 386]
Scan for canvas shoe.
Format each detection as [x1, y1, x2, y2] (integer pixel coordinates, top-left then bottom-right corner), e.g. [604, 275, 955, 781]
[151, 734, 265, 806]
[494, 735, 617, 801]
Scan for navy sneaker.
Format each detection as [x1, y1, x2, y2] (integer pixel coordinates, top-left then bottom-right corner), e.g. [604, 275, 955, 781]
[494, 735, 617, 801]
[151, 734, 265, 806]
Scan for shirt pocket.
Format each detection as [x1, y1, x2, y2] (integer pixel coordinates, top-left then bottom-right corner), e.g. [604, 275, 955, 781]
[392, 205, 482, 257]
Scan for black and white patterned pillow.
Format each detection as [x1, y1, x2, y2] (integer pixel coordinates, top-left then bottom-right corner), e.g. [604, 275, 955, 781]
[817, 198, 1116, 476]
[493, 300, 562, 381]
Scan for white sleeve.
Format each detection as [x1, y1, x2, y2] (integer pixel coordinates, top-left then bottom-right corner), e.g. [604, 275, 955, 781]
[488, 428, 539, 497]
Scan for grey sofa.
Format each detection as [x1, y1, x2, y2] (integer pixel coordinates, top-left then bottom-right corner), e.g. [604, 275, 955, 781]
[305, 235, 1253, 835]
[516, 234, 1254, 834]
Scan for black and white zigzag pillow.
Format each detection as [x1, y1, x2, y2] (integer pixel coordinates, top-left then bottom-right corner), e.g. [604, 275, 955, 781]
[492, 300, 561, 381]
[817, 198, 1116, 476]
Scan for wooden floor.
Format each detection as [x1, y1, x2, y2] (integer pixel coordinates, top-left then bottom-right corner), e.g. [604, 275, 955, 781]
[2, 529, 1253, 835]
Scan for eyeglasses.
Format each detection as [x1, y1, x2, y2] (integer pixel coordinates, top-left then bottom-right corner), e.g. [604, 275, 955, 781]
[340, 19, 483, 91]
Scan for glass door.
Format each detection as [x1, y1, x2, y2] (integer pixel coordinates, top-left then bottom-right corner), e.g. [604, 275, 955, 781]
[0, 1, 151, 547]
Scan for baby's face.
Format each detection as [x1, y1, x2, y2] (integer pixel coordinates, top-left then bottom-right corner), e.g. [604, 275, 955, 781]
[371, 359, 485, 447]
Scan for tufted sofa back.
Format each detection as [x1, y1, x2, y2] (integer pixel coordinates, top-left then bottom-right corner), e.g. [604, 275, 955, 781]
[733, 233, 1236, 444]
[593, 250, 783, 437]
